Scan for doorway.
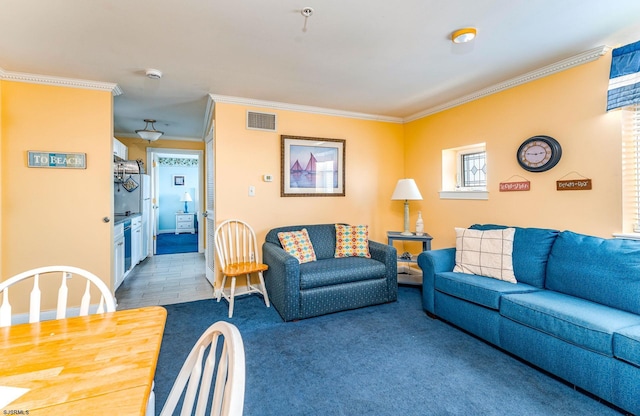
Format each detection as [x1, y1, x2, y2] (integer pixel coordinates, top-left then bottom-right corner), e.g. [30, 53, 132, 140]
[146, 148, 204, 256]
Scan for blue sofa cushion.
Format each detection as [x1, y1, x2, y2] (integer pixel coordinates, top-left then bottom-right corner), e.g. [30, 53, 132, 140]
[470, 224, 559, 288]
[435, 271, 540, 310]
[614, 325, 640, 367]
[546, 231, 640, 315]
[501, 291, 640, 356]
[265, 224, 338, 260]
[299, 257, 387, 290]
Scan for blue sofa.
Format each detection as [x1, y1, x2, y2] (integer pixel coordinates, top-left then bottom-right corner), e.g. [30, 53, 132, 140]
[262, 224, 397, 321]
[418, 225, 640, 415]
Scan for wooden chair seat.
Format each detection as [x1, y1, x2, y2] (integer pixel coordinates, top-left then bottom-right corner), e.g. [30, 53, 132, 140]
[222, 262, 268, 277]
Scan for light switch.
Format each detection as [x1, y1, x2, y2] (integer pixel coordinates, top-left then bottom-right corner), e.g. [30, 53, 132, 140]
[249, 185, 256, 197]
[263, 174, 273, 182]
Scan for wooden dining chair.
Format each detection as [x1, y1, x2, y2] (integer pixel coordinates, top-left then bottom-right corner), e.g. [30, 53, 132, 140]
[0, 265, 116, 327]
[160, 321, 245, 416]
[0, 265, 161, 415]
[214, 219, 270, 318]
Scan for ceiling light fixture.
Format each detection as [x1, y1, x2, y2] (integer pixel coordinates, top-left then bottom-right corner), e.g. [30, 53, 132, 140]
[145, 68, 163, 79]
[301, 7, 314, 32]
[452, 27, 477, 44]
[135, 119, 164, 142]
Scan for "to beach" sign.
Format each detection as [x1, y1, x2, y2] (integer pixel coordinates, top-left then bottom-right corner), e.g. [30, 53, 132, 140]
[28, 151, 86, 169]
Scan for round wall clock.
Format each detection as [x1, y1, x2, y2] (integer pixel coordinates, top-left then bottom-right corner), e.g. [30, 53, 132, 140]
[517, 135, 562, 172]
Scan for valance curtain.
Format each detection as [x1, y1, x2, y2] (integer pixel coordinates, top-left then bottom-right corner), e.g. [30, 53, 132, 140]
[608, 40, 640, 110]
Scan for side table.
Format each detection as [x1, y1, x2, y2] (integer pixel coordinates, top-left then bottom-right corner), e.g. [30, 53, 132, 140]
[387, 231, 433, 285]
[175, 212, 196, 234]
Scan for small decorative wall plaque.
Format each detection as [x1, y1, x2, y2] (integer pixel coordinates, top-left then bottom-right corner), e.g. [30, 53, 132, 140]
[556, 179, 592, 191]
[28, 151, 86, 169]
[556, 171, 592, 191]
[500, 181, 531, 192]
[499, 175, 531, 192]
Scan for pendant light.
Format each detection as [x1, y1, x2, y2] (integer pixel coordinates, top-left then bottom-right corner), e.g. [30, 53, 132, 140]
[135, 119, 164, 142]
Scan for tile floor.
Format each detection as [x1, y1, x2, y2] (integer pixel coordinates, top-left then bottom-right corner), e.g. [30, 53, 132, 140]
[115, 252, 215, 310]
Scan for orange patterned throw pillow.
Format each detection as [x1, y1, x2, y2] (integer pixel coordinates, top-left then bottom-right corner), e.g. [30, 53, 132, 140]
[277, 228, 317, 264]
[334, 224, 371, 258]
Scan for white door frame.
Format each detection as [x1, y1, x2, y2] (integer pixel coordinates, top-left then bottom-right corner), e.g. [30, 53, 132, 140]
[146, 147, 204, 255]
[204, 129, 216, 287]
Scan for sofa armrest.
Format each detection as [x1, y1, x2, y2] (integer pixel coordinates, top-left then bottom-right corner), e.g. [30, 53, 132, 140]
[369, 240, 398, 301]
[262, 242, 302, 321]
[417, 248, 456, 314]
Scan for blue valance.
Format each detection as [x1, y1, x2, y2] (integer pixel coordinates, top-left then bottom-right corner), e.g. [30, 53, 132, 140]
[608, 40, 640, 110]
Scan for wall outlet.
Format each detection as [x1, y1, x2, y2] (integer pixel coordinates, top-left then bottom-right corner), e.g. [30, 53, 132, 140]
[263, 174, 273, 182]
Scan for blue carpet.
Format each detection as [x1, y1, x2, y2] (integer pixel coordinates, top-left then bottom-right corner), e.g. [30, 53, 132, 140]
[154, 287, 622, 415]
[156, 232, 197, 255]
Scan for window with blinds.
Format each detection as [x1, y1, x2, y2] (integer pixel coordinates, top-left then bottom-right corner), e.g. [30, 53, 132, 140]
[622, 104, 640, 232]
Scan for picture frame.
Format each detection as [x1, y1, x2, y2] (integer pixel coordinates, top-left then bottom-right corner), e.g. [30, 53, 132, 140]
[281, 135, 345, 197]
[173, 175, 185, 186]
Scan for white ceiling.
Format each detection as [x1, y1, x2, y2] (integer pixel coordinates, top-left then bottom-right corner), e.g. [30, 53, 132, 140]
[1, 1, 640, 141]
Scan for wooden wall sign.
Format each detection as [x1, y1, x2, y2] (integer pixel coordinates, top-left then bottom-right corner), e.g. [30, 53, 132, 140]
[556, 179, 592, 191]
[499, 181, 531, 192]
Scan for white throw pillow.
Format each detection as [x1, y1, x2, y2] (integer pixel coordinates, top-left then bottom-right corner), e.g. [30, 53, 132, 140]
[453, 227, 517, 283]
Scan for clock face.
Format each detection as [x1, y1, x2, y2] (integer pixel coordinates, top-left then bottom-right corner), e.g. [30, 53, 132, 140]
[517, 135, 562, 172]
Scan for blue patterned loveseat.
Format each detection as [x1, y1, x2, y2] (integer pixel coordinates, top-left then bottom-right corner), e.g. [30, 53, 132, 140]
[262, 224, 397, 321]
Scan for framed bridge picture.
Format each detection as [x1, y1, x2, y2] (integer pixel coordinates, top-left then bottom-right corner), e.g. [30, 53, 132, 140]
[281, 135, 345, 197]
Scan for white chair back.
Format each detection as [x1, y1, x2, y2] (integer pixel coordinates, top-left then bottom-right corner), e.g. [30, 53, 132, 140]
[160, 321, 245, 416]
[0, 265, 116, 327]
[215, 219, 261, 270]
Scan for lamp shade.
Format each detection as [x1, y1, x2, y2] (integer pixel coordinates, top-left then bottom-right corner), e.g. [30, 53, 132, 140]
[180, 192, 192, 202]
[137, 130, 163, 141]
[135, 119, 164, 142]
[391, 179, 423, 201]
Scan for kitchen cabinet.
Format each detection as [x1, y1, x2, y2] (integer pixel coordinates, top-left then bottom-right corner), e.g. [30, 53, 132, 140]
[114, 223, 125, 289]
[131, 216, 142, 267]
[113, 137, 128, 160]
[175, 213, 196, 234]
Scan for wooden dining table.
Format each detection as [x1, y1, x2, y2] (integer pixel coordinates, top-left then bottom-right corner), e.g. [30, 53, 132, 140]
[0, 306, 167, 415]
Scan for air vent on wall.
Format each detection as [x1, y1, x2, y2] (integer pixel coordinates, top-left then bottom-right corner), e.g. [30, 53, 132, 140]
[247, 111, 277, 132]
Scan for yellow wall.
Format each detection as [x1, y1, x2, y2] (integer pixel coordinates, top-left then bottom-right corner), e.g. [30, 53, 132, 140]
[0, 80, 3, 274]
[1, 81, 113, 295]
[405, 53, 622, 248]
[0, 49, 624, 312]
[213, 103, 406, 243]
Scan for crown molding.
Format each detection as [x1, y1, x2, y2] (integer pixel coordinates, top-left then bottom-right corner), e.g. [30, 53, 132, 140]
[403, 45, 610, 123]
[208, 94, 404, 123]
[0, 67, 122, 96]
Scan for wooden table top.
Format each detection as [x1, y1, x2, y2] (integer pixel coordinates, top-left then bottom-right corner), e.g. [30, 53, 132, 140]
[0, 306, 167, 415]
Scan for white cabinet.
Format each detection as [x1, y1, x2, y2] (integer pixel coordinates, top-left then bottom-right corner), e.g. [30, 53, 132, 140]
[131, 216, 142, 267]
[113, 137, 128, 160]
[175, 213, 196, 234]
[114, 223, 125, 289]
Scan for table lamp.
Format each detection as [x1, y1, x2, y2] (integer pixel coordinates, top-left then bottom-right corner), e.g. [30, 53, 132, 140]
[180, 192, 193, 213]
[391, 179, 423, 236]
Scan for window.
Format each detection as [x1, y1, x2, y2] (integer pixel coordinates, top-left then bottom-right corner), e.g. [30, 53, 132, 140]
[461, 151, 487, 188]
[440, 143, 488, 200]
[622, 104, 640, 232]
